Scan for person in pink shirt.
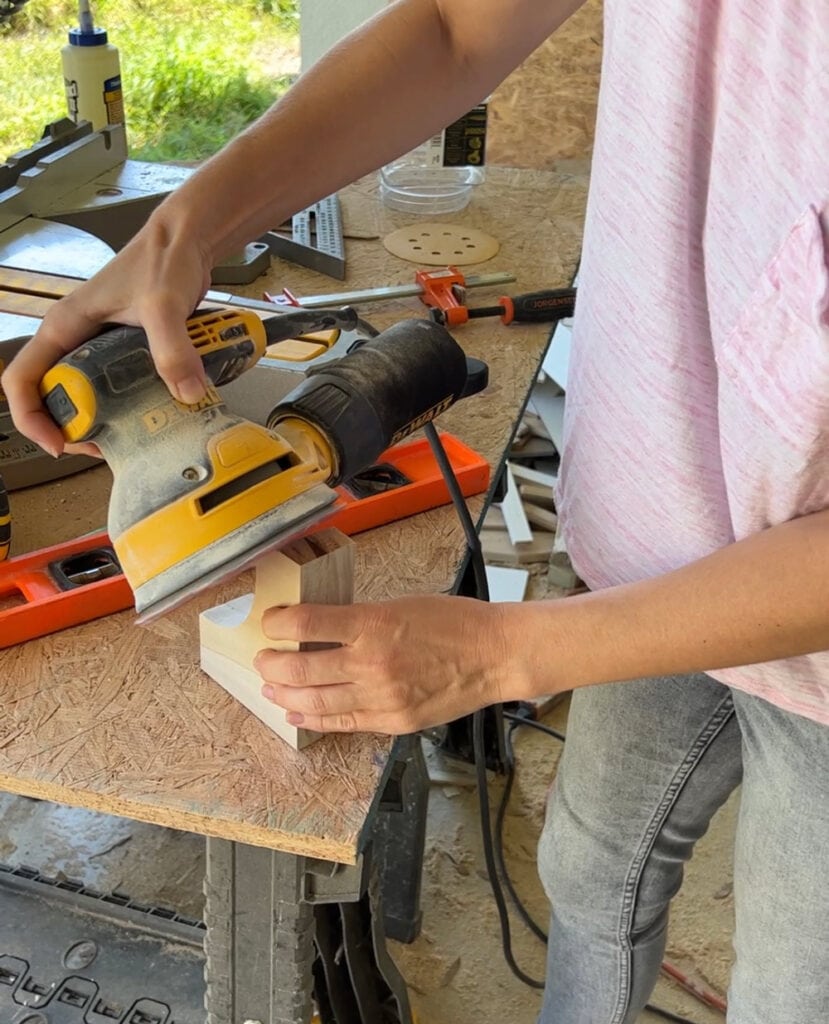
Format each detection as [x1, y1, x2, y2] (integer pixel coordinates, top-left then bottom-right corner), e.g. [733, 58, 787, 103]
[4, 2, 827, 1020]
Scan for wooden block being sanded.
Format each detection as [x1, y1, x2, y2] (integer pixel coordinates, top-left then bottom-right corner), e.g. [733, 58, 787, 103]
[199, 528, 355, 750]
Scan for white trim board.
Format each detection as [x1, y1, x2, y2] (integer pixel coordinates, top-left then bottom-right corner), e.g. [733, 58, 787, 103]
[541, 318, 573, 390]
[495, 463, 533, 544]
[485, 565, 530, 603]
[528, 378, 566, 453]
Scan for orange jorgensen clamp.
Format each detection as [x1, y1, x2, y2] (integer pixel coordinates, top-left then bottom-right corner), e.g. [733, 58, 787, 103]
[414, 267, 471, 327]
[0, 531, 134, 649]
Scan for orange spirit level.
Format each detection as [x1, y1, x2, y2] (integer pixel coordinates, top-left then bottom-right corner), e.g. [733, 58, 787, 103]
[324, 432, 489, 536]
[0, 531, 133, 649]
[0, 434, 488, 647]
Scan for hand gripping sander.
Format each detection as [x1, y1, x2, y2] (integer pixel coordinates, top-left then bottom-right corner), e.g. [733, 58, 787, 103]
[39, 306, 487, 621]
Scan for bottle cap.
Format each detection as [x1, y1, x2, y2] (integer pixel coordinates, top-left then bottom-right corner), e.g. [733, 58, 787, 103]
[68, 26, 108, 46]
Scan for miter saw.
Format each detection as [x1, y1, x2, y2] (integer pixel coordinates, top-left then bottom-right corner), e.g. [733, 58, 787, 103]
[0, 118, 271, 283]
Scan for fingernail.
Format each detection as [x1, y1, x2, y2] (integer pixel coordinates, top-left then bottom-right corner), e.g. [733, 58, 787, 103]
[175, 376, 206, 404]
[287, 712, 305, 725]
[45, 444, 61, 459]
[261, 684, 274, 700]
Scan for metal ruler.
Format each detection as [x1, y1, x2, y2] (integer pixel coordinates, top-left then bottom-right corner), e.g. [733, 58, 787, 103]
[261, 193, 346, 280]
[213, 270, 517, 312]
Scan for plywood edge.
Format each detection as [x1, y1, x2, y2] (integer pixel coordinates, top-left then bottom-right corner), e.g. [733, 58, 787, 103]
[0, 772, 361, 865]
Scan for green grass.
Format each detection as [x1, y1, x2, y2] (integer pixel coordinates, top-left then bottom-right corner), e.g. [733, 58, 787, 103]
[0, 0, 299, 162]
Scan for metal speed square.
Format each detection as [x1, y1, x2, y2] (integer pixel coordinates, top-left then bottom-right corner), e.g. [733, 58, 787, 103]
[0, 531, 133, 648]
[261, 193, 346, 280]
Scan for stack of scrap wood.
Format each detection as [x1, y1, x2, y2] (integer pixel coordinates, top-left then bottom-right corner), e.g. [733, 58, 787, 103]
[481, 295, 583, 594]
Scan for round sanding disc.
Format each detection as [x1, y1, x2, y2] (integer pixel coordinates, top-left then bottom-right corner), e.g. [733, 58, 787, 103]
[383, 223, 500, 265]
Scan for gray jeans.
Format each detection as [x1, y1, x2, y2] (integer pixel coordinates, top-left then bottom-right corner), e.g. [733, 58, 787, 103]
[537, 674, 829, 1023]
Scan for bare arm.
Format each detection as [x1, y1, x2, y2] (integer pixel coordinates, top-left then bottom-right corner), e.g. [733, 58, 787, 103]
[254, 508, 829, 734]
[507, 507, 829, 697]
[1, 0, 584, 454]
[172, 0, 585, 263]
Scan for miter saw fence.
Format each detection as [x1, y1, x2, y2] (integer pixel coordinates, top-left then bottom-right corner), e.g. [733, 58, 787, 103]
[1, 119, 346, 284]
[0, 120, 268, 283]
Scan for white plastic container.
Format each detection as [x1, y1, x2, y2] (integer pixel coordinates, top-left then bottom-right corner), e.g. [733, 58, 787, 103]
[379, 103, 488, 215]
[62, 6, 124, 132]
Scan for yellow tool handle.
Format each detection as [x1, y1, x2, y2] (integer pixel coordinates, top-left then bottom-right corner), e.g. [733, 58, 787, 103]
[39, 309, 269, 444]
[39, 307, 360, 445]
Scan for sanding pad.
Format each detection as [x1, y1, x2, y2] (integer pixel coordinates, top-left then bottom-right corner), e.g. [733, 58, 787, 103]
[383, 223, 500, 265]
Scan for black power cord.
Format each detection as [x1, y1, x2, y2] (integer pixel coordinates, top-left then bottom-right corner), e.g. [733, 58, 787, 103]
[495, 722, 548, 945]
[423, 422, 704, 1024]
[504, 709, 566, 743]
[423, 421, 489, 602]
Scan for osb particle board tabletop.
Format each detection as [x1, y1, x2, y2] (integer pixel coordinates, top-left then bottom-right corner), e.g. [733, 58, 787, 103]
[0, 166, 587, 864]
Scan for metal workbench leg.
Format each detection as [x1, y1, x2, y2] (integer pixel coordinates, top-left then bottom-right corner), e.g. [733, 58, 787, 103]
[371, 734, 429, 943]
[204, 839, 316, 1024]
[204, 838, 413, 1024]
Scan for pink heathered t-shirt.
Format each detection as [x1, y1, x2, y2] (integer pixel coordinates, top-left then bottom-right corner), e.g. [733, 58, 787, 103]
[557, 0, 829, 724]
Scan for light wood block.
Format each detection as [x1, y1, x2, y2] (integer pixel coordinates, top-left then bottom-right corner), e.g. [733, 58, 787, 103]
[524, 503, 558, 533]
[520, 410, 551, 440]
[508, 461, 558, 489]
[481, 528, 554, 566]
[482, 505, 506, 531]
[519, 483, 556, 510]
[547, 518, 582, 590]
[200, 528, 355, 750]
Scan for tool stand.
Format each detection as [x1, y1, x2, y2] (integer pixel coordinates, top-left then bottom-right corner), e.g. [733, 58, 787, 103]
[204, 735, 425, 1024]
[205, 841, 412, 1024]
[0, 737, 426, 1024]
[369, 734, 429, 944]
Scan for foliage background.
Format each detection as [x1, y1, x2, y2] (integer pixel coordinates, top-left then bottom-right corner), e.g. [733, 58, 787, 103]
[0, 0, 299, 161]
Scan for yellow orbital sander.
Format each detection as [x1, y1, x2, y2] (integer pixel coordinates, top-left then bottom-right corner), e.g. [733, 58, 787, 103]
[39, 307, 487, 621]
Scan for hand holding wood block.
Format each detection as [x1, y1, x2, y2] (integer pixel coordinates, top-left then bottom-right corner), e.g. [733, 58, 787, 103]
[199, 528, 355, 750]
